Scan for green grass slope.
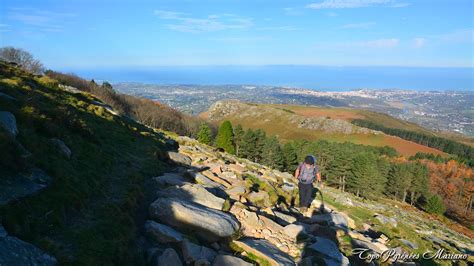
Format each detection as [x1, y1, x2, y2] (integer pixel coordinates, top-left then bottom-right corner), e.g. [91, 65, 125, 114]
[0, 62, 172, 264]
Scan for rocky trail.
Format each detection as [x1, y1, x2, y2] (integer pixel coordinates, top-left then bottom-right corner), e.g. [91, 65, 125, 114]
[143, 136, 445, 266]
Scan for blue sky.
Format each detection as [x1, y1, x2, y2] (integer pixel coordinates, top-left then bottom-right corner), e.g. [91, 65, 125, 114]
[0, 0, 473, 69]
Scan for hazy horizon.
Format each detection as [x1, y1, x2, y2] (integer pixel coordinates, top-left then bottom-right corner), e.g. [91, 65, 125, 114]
[64, 65, 474, 92]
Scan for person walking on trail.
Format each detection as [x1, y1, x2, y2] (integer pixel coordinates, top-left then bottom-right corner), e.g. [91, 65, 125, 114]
[294, 155, 321, 213]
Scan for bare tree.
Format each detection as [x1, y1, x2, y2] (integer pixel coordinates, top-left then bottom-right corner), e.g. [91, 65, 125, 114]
[0, 47, 44, 74]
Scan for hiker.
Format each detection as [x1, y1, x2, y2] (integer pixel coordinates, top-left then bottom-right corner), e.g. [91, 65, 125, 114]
[294, 155, 321, 212]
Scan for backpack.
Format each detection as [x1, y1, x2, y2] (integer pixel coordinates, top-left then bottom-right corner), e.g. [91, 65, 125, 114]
[298, 156, 318, 184]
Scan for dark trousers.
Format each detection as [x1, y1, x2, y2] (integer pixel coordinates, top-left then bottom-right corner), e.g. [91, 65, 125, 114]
[298, 182, 313, 208]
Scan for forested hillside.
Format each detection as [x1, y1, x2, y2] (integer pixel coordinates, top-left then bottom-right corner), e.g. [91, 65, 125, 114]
[197, 120, 473, 228]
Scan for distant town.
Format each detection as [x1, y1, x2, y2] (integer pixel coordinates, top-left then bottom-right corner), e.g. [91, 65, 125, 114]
[114, 83, 474, 137]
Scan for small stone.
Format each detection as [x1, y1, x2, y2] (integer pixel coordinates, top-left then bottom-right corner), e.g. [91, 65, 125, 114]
[157, 248, 182, 266]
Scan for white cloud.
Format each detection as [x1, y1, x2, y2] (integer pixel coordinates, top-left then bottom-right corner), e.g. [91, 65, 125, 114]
[8, 9, 76, 32]
[283, 7, 303, 16]
[153, 10, 252, 33]
[413, 37, 426, 48]
[361, 38, 399, 48]
[433, 28, 473, 44]
[339, 22, 375, 29]
[257, 26, 300, 31]
[306, 0, 410, 9]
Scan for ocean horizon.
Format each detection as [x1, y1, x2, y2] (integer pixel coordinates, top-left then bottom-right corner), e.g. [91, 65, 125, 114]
[63, 65, 474, 92]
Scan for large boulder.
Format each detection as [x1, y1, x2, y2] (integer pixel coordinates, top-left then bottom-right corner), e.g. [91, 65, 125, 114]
[0, 168, 53, 206]
[181, 239, 217, 264]
[0, 111, 18, 137]
[226, 185, 246, 200]
[212, 255, 252, 266]
[310, 212, 354, 230]
[50, 138, 72, 159]
[0, 230, 57, 265]
[156, 248, 183, 266]
[247, 191, 271, 207]
[152, 173, 190, 187]
[233, 238, 294, 266]
[193, 172, 223, 188]
[156, 183, 225, 210]
[144, 220, 183, 244]
[375, 214, 397, 227]
[168, 151, 192, 165]
[307, 237, 349, 265]
[283, 224, 306, 240]
[149, 197, 240, 242]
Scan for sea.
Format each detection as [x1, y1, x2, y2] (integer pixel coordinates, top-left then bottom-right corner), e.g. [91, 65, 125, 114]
[65, 65, 474, 92]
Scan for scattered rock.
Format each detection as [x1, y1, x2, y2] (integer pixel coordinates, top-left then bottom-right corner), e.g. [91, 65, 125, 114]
[0, 168, 53, 206]
[233, 238, 294, 266]
[229, 164, 246, 174]
[0, 92, 17, 101]
[50, 138, 72, 159]
[400, 239, 418, 249]
[283, 224, 306, 240]
[157, 248, 183, 266]
[181, 239, 217, 264]
[156, 183, 225, 210]
[0, 235, 57, 265]
[226, 185, 246, 200]
[310, 213, 354, 230]
[193, 172, 223, 188]
[149, 197, 240, 242]
[272, 210, 297, 225]
[168, 151, 192, 165]
[247, 191, 271, 207]
[152, 173, 190, 187]
[144, 220, 183, 244]
[375, 214, 397, 227]
[212, 255, 253, 266]
[308, 237, 348, 264]
[334, 195, 353, 206]
[352, 239, 389, 254]
[0, 111, 18, 137]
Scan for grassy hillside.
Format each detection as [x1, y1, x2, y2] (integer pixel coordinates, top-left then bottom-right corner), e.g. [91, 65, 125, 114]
[202, 101, 445, 157]
[275, 104, 474, 147]
[0, 62, 173, 264]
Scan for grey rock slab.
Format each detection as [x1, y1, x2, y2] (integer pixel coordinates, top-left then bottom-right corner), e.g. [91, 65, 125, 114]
[149, 197, 240, 242]
[156, 183, 225, 210]
[181, 239, 217, 264]
[0, 168, 53, 206]
[50, 138, 72, 159]
[310, 213, 349, 229]
[233, 238, 294, 266]
[157, 248, 183, 266]
[0, 235, 57, 265]
[0, 92, 17, 101]
[144, 220, 183, 244]
[272, 210, 297, 224]
[152, 173, 190, 187]
[212, 255, 253, 266]
[400, 239, 418, 249]
[282, 224, 306, 240]
[194, 172, 223, 188]
[307, 237, 347, 264]
[0, 111, 18, 137]
[375, 214, 397, 227]
[351, 239, 388, 254]
[168, 151, 192, 165]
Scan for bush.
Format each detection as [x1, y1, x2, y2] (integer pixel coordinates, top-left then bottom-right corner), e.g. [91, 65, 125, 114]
[425, 195, 446, 215]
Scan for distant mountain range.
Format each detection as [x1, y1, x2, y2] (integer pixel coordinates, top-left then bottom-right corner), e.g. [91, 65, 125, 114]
[114, 83, 474, 138]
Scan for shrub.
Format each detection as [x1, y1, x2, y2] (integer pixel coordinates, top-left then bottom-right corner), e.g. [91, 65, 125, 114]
[425, 195, 446, 215]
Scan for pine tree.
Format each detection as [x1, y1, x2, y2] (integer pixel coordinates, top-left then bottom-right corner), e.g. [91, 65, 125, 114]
[262, 136, 285, 171]
[282, 142, 298, 172]
[233, 124, 245, 157]
[386, 163, 413, 202]
[425, 194, 446, 214]
[197, 123, 213, 145]
[408, 163, 430, 205]
[215, 120, 235, 154]
[254, 129, 266, 163]
[348, 152, 379, 198]
[240, 129, 256, 160]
